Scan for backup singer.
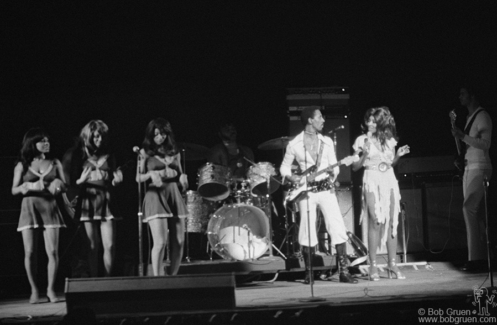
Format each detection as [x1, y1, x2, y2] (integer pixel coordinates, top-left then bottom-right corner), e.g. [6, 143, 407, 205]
[136, 118, 189, 276]
[352, 107, 409, 281]
[12, 128, 66, 303]
[451, 86, 492, 272]
[280, 107, 357, 284]
[63, 120, 123, 277]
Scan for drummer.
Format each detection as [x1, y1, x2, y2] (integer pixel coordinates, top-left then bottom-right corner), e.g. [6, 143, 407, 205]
[207, 123, 254, 181]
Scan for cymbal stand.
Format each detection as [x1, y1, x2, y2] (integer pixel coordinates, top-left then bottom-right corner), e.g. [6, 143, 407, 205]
[181, 148, 191, 263]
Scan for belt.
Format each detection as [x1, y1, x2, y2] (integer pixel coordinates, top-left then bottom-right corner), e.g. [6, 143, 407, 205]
[308, 179, 334, 193]
[365, 162, 391, 172]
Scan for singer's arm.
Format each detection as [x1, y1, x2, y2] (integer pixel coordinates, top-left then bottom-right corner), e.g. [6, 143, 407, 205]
[136, 152, 151, 183]
[352, 135, 369, 171]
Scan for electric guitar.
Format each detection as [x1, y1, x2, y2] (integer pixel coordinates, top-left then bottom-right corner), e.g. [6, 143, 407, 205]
[285, 155, 359, 203]
[449, 110, 465, 172]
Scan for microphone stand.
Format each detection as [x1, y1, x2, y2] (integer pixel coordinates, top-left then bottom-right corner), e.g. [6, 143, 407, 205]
[299, 136, 324, 302]
[484, 176, 494, 288]
[136, 154, 144, 276]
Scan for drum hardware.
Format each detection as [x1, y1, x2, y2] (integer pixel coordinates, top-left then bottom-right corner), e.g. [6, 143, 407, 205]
[242, 157, 287, 260]
[257, 136, 294, 151]
[177, 142, 209, 161]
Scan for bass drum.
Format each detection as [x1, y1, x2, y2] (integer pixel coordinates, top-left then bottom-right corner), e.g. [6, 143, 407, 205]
[207, 204, 270, 261]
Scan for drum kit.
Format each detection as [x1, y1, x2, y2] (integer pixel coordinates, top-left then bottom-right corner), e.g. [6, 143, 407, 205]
[182, 136, 368, 265]
[180, 137, 289, 262]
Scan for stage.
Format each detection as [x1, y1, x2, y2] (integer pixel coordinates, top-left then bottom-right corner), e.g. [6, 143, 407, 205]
[1, 262, 496, 324]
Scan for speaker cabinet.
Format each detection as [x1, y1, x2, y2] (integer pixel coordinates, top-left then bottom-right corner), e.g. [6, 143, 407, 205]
[423, 181, 466, 251]
[65, 274, 236, 315]
[398, 188, 425, 254]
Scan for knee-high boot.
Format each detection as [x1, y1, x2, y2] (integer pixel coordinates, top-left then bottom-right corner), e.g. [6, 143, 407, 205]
[302, 246, 314, 284]
[336, 243, 358, 284]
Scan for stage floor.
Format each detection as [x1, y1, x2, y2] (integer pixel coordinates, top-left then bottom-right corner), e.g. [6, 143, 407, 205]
[0, 262, 496, 324]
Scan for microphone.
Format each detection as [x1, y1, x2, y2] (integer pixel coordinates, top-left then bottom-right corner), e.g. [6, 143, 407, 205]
[132, 146, 141, 153]
[328, 125, 345, 134]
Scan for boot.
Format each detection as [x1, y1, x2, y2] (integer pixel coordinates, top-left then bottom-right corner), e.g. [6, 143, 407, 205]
[302, 246, 314, 284]
[336, 243, 358, 284]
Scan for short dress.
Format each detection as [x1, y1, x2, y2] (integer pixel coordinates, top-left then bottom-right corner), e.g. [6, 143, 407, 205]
[142, 155, 189, 223]
[79, 154, 120, 222]
[353, 134, 401, 247]
[17, 161, 66, 232]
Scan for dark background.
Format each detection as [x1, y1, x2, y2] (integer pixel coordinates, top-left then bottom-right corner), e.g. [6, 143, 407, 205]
[1, 1, 496, 285]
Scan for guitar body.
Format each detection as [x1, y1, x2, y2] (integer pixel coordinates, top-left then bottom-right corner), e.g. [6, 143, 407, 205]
[285, 155, 359, 204]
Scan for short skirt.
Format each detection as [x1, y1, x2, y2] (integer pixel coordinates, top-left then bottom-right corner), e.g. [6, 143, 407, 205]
[17, 195, 66, 231]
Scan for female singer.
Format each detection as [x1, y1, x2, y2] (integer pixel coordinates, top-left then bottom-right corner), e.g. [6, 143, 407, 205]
[352, 107, 410, 281]
[136, 118, 188, 276]
[11, 128, 66, 303]
[64, 120, 123, 277]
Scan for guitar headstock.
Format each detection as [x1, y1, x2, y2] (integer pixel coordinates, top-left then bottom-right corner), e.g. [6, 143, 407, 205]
[341, 155, 360, 166]
[449, 110, 457, 127]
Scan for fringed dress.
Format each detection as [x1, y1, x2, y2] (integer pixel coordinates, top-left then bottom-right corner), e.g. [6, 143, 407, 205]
[353, 134, 401, 248]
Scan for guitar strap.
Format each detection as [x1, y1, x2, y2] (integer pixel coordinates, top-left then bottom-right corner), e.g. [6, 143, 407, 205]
[316, 140, 324, 168]
[462, 108, 484, 150]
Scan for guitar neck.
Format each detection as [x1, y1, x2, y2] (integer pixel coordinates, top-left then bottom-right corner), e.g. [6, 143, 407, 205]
[309, 162, 340, 180]
[451, 120, 462, 155]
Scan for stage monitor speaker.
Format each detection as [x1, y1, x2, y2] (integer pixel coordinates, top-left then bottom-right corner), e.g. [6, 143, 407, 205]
[65, 273, 236, 315]
[288, 117, 352, 183]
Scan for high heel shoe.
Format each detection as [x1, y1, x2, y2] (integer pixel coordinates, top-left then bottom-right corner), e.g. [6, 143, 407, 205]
[386, 260, 406, 280]
[369, 263, 380, 281]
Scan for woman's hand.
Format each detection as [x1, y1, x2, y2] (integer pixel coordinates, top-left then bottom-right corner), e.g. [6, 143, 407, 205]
[397, 145, 410, 157]
[149, 171, 163, 187]
[77, 166, 92, 185]
[179, 174, 189, 191]
[20, 183, 29, 195]
[112, 170, 123, 186]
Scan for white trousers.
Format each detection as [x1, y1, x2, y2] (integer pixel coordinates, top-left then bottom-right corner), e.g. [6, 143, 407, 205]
[298, 190, 348, 247]
[463, 168, 492, 261]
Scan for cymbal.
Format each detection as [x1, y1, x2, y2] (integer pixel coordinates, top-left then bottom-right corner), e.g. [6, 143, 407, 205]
[257, 136, 293, 150]
[177, 142, 209, 161]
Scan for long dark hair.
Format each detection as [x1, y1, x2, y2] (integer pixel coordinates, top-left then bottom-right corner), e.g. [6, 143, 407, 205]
[142, 118, 177, 157]
[78, 120, 110, 158]
[19, 127, 50, 171]
[362, 106, 398, 148]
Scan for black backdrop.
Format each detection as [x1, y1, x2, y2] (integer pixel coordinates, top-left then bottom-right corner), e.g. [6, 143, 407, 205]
[1, 1, 496, 284]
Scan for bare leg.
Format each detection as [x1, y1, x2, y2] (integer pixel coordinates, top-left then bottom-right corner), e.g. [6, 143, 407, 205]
[167, 217, 185, 275]
[22, 229, 40, 303]
[84, 222, 101, 277]
[148, 218, 168, 276]
[365, 191, 381, 280]
[386, 190, 405, 279]
[100, 220, 116, 277]
[43, 227, 60, 302]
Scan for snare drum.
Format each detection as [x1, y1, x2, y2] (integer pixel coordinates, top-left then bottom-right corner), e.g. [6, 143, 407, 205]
[247, 162, 280, 196]
[207, 204, 269, 260]
[197, 163, 231, 201]
[185, 191, 209, 233]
